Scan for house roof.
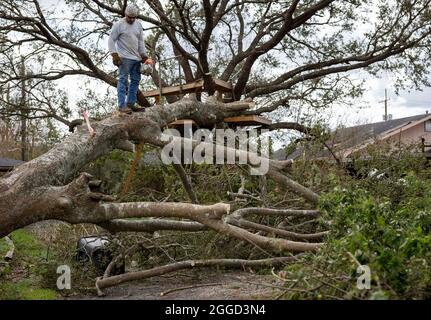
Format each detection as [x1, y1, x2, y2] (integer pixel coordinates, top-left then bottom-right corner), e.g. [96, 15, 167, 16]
[331, 113, 429, 147]
[0, 157, 24, 171]
[275, 113, 431, 160]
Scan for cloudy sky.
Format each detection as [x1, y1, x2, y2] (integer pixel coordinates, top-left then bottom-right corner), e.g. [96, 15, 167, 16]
[362, 80, 431, 122]
[324, 77, 431, 130]
[38, 0, 431, 131]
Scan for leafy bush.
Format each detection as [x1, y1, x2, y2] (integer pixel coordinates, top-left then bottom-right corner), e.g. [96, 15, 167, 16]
[321, 176, 431, 296]
[281, 170, 431, 300]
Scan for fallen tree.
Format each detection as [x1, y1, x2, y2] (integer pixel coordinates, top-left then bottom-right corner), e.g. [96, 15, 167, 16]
[0, 94, 325, 292]
[0, 95, 323, 249]
[2, 0, 430, 295]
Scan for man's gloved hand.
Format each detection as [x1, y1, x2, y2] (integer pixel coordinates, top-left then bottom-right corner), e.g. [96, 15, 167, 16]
[141, 55, 154, 65]
[144, 58, 154, 65]
[111, 52, 121, 66]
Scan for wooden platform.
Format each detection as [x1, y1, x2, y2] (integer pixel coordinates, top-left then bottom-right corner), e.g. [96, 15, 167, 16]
[223, 115, 272, 127]
[168, 119, 197, 128]
[153, 79, 271, 130]
[144, 78, 232, 98]
[168, 116, 271, 130]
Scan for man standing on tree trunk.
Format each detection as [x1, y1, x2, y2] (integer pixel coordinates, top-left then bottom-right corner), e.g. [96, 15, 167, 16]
[108, 4, 153, 114]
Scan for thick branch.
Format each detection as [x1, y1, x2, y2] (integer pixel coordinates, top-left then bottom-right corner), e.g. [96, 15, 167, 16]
[96, 256, 298, 294]
[267, 169, 320, 205]
[225, 217, 328, 241]
[99, 218, 207, 233]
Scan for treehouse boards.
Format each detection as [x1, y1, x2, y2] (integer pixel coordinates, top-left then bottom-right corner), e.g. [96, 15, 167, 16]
[142, 78, 271, 130]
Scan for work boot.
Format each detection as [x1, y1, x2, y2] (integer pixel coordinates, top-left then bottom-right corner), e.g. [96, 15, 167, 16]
[119, 106, 132, 114]
[127, 103, 145, 112]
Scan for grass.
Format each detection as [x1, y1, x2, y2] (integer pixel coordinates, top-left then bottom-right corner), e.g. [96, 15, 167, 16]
[0, 280, 57, 300]
[0, 229, 58, 300]
[0, 237, 10, 256]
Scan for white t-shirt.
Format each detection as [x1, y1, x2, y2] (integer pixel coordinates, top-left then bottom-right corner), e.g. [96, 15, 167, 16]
[108, 18, 147, 61]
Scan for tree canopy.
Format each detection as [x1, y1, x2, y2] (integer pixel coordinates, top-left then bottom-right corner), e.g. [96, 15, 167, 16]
[1, 0, 430, 124]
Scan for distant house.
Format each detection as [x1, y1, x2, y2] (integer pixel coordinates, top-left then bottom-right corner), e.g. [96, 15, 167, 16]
[0, 157, 24, 173]
[274, 113, 431, 162]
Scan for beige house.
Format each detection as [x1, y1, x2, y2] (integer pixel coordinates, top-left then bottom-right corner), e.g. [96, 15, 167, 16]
[275, 113, 431, 161]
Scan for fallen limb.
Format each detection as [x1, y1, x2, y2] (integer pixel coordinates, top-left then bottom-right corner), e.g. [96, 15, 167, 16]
[158, 135, 313, 203]
[241, 279, 324, 294]
[43, 172, 319, 254]
[96, 256, 298, 295]
[63, 199, 230, 224]
[232, 207, 320, 219]
[157, 135, 294, 173]
[267, 169, 320, 205]
[99, 219, 207, 233]
[37, 173, 321, 254]
[98, 207, 321, 254]
[58, 174, 320, 254]
[196, 216, 322, 253]
[225, 217, 329, 241]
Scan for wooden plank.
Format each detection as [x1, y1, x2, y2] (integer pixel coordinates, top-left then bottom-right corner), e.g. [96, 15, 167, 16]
[168, 119, 197, 127]
[143, 78, 232, 98]
[213, 79, 232, 92]
[223, 115, 272, 126]
[144, 80, 203, 97]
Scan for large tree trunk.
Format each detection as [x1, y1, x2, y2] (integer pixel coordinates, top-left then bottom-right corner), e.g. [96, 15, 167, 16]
[0, 96, 245, 235]
[0, 95, 322, 254]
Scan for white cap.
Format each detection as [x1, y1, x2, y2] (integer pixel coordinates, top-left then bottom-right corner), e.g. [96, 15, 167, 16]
[125, 4, 138, 17]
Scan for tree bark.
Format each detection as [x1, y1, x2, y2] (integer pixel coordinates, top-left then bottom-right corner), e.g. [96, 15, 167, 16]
[96, 256, 298, 294]
[0, 95, 321, 256]
[0, 96, 252, 237]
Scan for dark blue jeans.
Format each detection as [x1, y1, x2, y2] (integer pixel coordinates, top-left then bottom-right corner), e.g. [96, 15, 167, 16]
[117, 58, 141, 109]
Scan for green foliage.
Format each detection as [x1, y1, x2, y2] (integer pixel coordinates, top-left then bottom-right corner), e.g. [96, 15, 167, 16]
[0, 229, 58, 300]
[0, 281, 57, 300]
[0, 239, 8, 256]
[318, 177, 431, 298]
[276, 144, 431, 299]
[279, 166, 431, 299]
[8, 229, 48, 258]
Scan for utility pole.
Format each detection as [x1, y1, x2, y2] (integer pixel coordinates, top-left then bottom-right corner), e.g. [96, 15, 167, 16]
[379, 88, 392, 121]
[384, 88, 388, 121]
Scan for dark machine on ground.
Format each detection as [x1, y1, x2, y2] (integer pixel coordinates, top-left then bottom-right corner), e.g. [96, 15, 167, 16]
[75, 236, 125, 275]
